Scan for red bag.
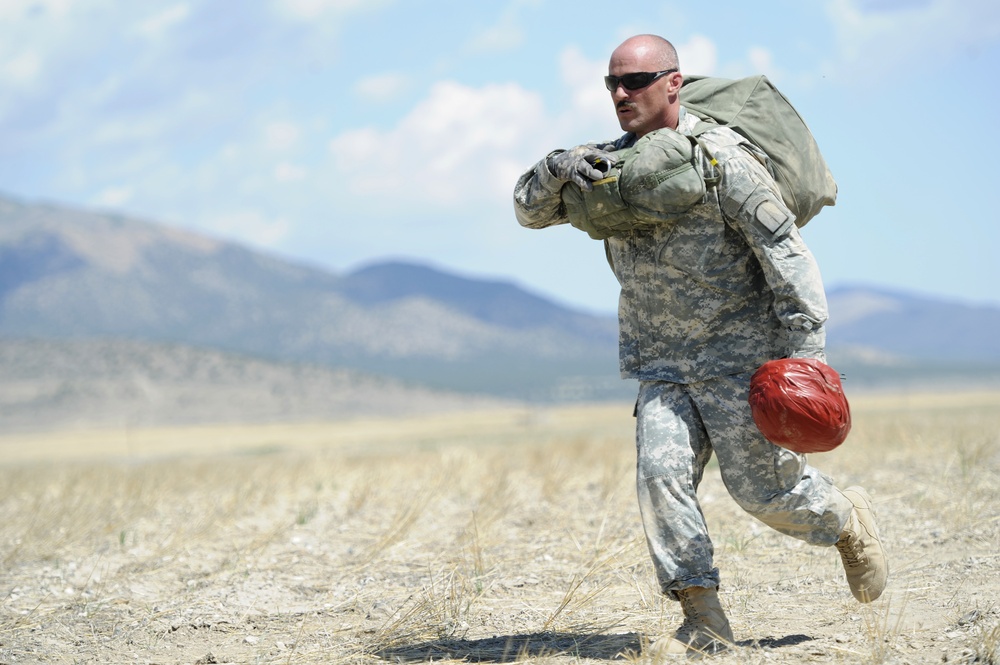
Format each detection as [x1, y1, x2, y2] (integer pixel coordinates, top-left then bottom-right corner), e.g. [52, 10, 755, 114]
[748, 358, 851, 453]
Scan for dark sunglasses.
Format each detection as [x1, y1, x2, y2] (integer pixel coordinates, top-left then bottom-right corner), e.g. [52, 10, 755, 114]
[604, 69, 678, 92]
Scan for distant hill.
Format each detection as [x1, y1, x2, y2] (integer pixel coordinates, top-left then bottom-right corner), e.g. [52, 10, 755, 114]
[0, 195, 621, 403]
[826, 286, 1000, 361]
[0, 338, 508, 432]
[340, 261, 614, 337]
[2, 194, 998, 417]
[824, 286, 1000, 391]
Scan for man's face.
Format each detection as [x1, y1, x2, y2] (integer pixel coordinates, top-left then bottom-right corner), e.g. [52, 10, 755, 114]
[608, 45, 678, 137]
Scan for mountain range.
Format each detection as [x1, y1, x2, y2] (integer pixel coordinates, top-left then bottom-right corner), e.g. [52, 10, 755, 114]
[1, 194, 998, 429]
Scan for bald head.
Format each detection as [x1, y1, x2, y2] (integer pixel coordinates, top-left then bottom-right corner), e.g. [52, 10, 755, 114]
[608, 34, 683, 136]
[610, 35, 679, 72]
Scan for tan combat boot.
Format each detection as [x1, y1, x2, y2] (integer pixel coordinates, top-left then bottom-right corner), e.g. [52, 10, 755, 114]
[649, 586, 734, 658]
[836, 486, 888, 602]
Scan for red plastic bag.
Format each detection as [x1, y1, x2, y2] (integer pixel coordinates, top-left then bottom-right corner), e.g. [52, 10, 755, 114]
[748, 358, 851, 453]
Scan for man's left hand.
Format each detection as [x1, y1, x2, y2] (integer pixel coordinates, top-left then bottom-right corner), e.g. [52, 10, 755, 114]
[547, 146, 618, 192]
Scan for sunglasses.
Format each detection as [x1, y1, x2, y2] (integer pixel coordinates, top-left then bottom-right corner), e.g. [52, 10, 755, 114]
[604, 69, 678, 92]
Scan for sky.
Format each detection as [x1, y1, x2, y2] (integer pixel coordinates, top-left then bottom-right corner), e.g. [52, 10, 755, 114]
[2, 0, 999, 315]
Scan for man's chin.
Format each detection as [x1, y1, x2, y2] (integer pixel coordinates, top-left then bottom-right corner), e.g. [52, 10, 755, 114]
[618, 120, 642, 135]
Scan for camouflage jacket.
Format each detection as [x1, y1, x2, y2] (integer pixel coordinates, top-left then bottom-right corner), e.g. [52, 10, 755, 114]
[512, 109, 828, 383]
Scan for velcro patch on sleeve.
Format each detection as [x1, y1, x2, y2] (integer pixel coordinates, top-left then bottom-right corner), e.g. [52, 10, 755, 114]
[754, 200, 795, 238]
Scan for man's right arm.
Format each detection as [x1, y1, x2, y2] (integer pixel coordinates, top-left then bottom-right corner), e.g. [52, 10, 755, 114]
[513, 145, 619, 229]
[513, 151, 570, 229]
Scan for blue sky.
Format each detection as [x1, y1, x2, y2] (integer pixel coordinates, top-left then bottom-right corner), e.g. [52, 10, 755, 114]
[2, 0, 998, 314]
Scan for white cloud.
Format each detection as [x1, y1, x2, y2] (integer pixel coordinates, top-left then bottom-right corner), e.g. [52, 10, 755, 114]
[328, 36, 727, 215]
[329, 80, 549, 207]
[551, 45, 630, 144]
[676, 34, 718, 75]
[559, 46, 608, 126]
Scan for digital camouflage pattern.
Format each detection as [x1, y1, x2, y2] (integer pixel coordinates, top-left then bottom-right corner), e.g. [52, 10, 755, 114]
[514, 109, 828, 382]
[513, 106, 854, 598]
[635, 377, 853, 598]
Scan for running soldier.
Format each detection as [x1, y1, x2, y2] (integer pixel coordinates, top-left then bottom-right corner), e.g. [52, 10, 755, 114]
[512, 34, 887, 657]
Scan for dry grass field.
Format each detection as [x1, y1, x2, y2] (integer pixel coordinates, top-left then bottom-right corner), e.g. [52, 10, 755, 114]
[1, 391, 999, 664]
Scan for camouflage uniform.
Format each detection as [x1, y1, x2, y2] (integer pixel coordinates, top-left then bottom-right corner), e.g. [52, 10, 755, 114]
[513, 108, 854, 598]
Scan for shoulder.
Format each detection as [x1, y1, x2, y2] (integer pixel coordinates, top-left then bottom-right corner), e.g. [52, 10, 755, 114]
[675, 109, 763, 162]
[695, 124, 759, 157]
[692, 123, 775, 185]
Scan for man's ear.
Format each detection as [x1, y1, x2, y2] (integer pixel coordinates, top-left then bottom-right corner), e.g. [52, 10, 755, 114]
[666, 71, 684, 93]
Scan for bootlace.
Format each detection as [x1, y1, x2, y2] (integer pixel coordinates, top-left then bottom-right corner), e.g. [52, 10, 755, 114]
[674, 594, 726, 643]
[673, 596, 701, 640]
[836, 531, 866, 569]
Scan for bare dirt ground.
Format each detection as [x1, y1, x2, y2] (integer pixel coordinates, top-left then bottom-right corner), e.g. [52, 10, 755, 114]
[1, 391, 998, 664]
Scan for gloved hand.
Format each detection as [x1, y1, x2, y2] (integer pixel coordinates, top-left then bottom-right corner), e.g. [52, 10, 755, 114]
[546, 146, 618, 192]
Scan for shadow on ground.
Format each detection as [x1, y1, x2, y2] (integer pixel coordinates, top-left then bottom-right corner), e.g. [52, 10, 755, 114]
[374, 631, 642, 662]
[740, 634, 814, 649]
[374, 631, 815, 661]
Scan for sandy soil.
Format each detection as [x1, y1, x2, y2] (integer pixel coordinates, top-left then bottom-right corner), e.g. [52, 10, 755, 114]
[1, 393, 998, 664]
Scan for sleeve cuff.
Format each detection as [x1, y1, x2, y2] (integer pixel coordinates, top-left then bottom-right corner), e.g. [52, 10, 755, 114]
[785, 326, 826, 362]
[536, 150, 567, 194]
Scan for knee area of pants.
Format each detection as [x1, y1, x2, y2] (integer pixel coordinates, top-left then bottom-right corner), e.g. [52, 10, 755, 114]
[721, 464, 803, 510]
[637, 449, 696, 478]
[728, 489, 779, 515]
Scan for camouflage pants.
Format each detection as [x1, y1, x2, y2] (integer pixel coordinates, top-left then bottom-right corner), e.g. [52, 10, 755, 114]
[635, 376, 853, 599]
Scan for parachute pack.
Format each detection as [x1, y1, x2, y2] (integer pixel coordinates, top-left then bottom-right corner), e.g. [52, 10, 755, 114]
[681, 75, 837, 227]
[561, 75, 837, 239]
[561, 128, 706, 239]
